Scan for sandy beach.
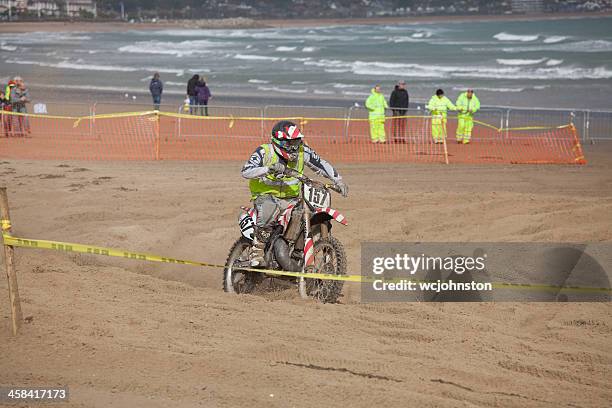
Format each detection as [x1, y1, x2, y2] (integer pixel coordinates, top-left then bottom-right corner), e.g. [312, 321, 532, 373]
[1, 142, 611, 407]
[1, 11, 611, 407]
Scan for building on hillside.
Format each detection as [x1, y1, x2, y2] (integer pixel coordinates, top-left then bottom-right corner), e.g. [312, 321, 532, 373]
[27, 1, 60, 16]
[511, 0, 545, 13]
[0, 0, 27, 13]
[65, 0, 96, 17]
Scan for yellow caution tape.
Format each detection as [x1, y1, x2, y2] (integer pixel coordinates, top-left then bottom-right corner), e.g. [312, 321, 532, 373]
[1, 232, 610, 293]
[1, 111, 81, 120]
[1, 219, 11, 231]
[1, 232, 360, 282]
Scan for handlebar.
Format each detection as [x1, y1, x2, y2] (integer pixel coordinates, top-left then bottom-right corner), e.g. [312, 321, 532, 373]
[283, 168, 342, 194]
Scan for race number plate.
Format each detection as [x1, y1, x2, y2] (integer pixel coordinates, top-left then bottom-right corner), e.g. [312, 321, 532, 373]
[304, 184, 331, 209]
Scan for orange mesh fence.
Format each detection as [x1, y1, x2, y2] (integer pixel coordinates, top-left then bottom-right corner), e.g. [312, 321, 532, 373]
[0, 111, 158, 160]
[0, 110, 585, 164]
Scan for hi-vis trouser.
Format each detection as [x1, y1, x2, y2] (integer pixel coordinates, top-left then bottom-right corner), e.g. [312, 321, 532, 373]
[431, 114, 447, 142]
[369, 117, 386, 143]
[457, 114, 474, 142]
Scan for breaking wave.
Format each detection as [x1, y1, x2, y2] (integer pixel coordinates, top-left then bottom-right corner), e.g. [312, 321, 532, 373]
[234, 54, 279, 61]
[4, 59, 185, 76]
[257, 86, 308, 94]
[543, 35, 568, 44]
[502, 40, 612, 53]
[494, 32, 539, 42]
[347, 60, 612, 80]
[546, 59, 564, 66]
[118, 40, 230, 57]
[496, 58, 547, 66]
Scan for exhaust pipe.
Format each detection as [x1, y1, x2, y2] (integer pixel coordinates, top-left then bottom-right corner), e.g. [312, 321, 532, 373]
[273, 238, 302, 272]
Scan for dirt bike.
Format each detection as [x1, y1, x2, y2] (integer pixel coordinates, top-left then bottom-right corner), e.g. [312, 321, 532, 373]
[223, 168, 348, 303]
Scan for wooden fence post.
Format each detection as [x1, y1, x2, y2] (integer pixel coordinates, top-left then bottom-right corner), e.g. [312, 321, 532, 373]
[0, 187, 22, 336]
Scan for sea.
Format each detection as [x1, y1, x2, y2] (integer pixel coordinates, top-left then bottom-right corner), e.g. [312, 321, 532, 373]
[1, 16, 612, 110]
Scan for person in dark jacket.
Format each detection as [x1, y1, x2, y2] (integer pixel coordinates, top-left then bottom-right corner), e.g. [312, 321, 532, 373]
[186, 74, 200, 114]
[389, 80, 409, 143]
[149, 72, 163, 110]
[194, 79, 211, 116]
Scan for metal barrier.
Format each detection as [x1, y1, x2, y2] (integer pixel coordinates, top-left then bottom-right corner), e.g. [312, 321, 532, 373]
[584, 110, 612, 142]
[93, 102, 176, 115]
[263, 105, 350, 143]
[176, 104, 265, 139]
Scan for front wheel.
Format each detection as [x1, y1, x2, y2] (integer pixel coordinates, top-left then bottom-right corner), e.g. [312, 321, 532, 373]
[303, 237, 347, 303]
[223, 237, 260, 294]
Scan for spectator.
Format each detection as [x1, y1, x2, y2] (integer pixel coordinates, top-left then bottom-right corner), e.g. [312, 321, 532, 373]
[186, 74, 200, 114]
[389, 80, 409, 143]
[455, 88, 480, 144]
[10, 77, 30, 136]
[0, 88, 4, 136]
[194, 79, 211, 116]
[149, 72, 163, 110]
[426, 88, 456, 144]
[365, 84, 388, 144]
[2, 80, 16, 137]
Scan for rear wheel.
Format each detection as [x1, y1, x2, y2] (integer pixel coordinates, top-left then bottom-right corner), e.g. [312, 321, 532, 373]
[223, 237, 260, 294]
[304, 237, 346, 303]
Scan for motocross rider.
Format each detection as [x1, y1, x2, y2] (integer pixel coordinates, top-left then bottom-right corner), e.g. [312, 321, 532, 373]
[241, 120, 349, 267]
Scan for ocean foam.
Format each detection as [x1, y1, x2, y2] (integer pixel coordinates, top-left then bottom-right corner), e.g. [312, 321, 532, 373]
[5, 59, 139, 72]
[389, 36, 423, 43]
[496, 58, 546, 66]
[543, 36, 567, 44]
[234, 54, 279, 61]
[302, 47, 317, 52]
[494, 32, 539, 42]
[257, 86, 308, 94]
[502, 40, 612, 53]
[4, 58, 185, 76]
[0, 32, 92, 45]
[341, 91, 370, 97]
[545, 59, 564, 66]
[332, 83, 364, 89]
[348, 60, 612, 80]
[275, 46, 297, 52]
[453, 86, 525, 93]
[118, 40, 230, 57]
[248, 79, 270, 84]
[324, 68, 351, 73]
[412, 31, 432, 38]
[0, 43, 17, 51]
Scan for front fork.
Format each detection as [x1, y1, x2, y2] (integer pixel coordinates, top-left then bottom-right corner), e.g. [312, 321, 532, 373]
[298, 206, 311, 299]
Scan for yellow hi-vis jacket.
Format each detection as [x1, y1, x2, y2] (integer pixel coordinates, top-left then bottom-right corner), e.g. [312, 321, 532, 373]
[365, 89, 388, 121]
[455, 92, 481, 118]
[249, 143, 304, 200]
[426, 95, 456, 118]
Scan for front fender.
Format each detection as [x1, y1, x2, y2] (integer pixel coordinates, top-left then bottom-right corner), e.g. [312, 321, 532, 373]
[313, 207, 347, 226]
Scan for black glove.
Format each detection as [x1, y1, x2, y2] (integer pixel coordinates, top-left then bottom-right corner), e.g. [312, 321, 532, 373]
[335, 179, 349, 197]
[268, 162, 286, 176]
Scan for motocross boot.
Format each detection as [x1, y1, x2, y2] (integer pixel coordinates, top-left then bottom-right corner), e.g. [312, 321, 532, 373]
[250, 227, 271, 267]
